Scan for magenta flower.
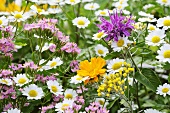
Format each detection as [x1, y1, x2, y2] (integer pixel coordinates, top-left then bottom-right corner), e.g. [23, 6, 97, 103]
[97, 11, 134, 41]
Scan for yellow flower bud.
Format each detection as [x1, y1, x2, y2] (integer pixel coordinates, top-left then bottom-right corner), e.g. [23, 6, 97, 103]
[121, 91, 124, 95]
[123, 73, 127, 77]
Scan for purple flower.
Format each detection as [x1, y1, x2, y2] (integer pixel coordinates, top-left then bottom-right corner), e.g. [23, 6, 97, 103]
[97, 11, 134, 41]
[49, 44, 56, 52]
[70, 60, 79, 72]
[61, 42, 81, 54]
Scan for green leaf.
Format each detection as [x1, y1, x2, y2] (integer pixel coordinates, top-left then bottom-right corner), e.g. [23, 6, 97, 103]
[168, 74, 170, 83]
[107, 97, 119, 109]
[163, 62, 170, 70]
[135, 68, 161, 92]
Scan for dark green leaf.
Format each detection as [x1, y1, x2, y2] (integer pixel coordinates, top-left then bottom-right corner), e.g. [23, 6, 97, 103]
[135, 68, 161, 92]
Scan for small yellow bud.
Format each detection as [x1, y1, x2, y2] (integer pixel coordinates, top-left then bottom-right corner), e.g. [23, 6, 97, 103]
[98, 93, 101, 96]
[107, 88, 111, 92]
[124, 86, 127, 89]
[123, 73, 127, 77]
[128, 68, 134, 72]
[125, 70, 129, 73]
[109, 83, 113, 87]
[127, 63, 131, 67]
[123, 67, 127, 71]
[116, 73, 119, 77]
[121, 91, 124, 95]
[106, 93, 110, 97]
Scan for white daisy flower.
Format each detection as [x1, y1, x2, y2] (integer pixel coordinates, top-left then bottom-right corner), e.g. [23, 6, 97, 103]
[138, 11, 154, 18]
[111, 36, 130, 52]
[0, 78, 13, 86]
[47, 8, 62, 14]
[10, 11, 28, 22]
[147, 23, 158, 32]
[72, 17, 90, 29]
[144, 108, 163, 113]
[156, 0, 170, 6]
[112, 1, 128, 10]
[0, 16, 8, 27]
[7, 108, 21, 113]
[92, 31, 107, 40]
[55, 99, 74, 112]
[13, 74, 31, 87]
[95, 98, 109, 107]
[65, 0, 81, 5]
[70, 75, 88, 84]
[107, 58, 125, 74]
[30, 5, 48, 15]
[94, 44, 109, 57]
[47, 80, 63, 96]
[138, 17, 157, 22]
[143, 4, 155, 10]
[156, 83, 170, 97]
[84, 3, 100, 10]
[95, 9, 109, 16]
[156, 44, 170, 63]
[48, 0, 64, 5]
[157, 16, 170, 30]
[22, 84, 44, 100]
[46, 57, 63, 69]
[38, 59, 49, 71]
[145, 29, 166, 46]
[64, 89, 78, 100]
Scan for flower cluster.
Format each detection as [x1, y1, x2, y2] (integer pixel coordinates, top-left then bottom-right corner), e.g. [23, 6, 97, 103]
[85, 102, 109, 113]
[97, 11, 135, 41]
[0, 38, 16, 56]
[97, 61, 134, 97]
[61, 42, 81, 54]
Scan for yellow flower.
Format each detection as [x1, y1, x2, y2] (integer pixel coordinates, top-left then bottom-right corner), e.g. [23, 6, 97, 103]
[77, 57, 106, 83]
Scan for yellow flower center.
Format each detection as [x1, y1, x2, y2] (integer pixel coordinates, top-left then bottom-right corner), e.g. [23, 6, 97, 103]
[65, 94, 73, 99]
[50, 61, 57, 67]
[0, 20, 2, 25]
[1, 80, 8, 84]
[97, 32, 104, 38]
[149, 26, 155, 31]
[61, 104, 69, 110]
[112, 62, 122, 70]
[151, 36, 160, 43]
[70, 0, 75, 2]
[18, 78, 27, 84]
[100, 11, 106, 15]
[163, 19, 170, 26]
[89, 5, 94, 8]
[14, 13, 23, 19]
[117, 5, 122, 9]
[98, 49, 104, 54]
[163, 50, 170, 58]
[162, 88, 169, 93]
[162, 0, 167, 3]
[76, 76, 83, 81]
[117, 39, 124, 47]
[98, 100, 104, 105]
[51, 85, 58, 92]
[28, 90, 38, 97]
[37, 8, 42, 13]
[77, 20, 85, 25]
